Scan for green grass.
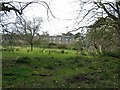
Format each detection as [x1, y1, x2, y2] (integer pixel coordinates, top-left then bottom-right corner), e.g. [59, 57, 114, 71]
[2, 47, 120, 88]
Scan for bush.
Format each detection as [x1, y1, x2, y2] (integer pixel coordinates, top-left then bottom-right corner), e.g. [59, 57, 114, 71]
[80, 49, 89, 56]
[16, 48, 19, 51]
[103, 51, 120, 58]
[57, 44, 67, 49]
[72, 48, 76, 50]
[61, 50, 64, 54]
[2, 48, 14, 52]
[48, 43, 57, 48]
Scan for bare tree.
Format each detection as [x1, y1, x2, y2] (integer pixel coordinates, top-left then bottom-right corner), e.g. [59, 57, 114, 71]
[69, 0, 120, 55]
[86, 17, 118, 54]
[0, 1, 54, 16]
[0, 0, 55, 50]
[0, 0, 55, 33]
[94, 0, 120, 35]
[16, 17, 43, 51]
[73, 0, 120, 34]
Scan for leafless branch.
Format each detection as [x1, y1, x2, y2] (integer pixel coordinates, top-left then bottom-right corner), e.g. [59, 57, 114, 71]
[0, 1, 55, 19]
[69, 26, 88, 33]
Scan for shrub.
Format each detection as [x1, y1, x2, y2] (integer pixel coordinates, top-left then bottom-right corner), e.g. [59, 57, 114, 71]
[48, 43, 57, 48]
[2, 48, 14, 52]
[103, 51, 120, 58]
[27, 49, 30, 52]
[57, 44, 68, 49]
[16, 48, 19, 51]
[61, 50, 64, 54]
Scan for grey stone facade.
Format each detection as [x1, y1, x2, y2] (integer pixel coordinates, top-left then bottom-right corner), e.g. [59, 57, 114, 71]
[48, 35, 75, 44]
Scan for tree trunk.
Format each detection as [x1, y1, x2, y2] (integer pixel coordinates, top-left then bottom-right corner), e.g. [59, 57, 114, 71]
[98, 45, 102, 55]
[30, 43, 33, 52]
[117, 20, 120, 46]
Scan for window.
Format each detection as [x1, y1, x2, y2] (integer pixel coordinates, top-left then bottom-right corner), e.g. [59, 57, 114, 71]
[59, 41, 61, 44]
[49, 38, 51, 40]
[53, 37, 56, 40]
[66, 38, 68, 41]
[59, 38, 61, 40]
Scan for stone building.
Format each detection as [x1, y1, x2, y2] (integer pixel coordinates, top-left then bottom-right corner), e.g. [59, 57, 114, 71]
[48, 35, 74, 44]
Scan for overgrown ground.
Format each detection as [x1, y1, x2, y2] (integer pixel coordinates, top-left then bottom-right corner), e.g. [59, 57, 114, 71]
[2, 47, 120, 88]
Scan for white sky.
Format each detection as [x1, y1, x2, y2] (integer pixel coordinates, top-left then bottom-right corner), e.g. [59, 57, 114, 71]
[23, 0, 116, 35]
[1, 0, 116, 35]
[22, 0, 79, 35]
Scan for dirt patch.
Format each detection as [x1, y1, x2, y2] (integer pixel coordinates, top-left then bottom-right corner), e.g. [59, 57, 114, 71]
[16, 57, 31, 64]
[32, 73, 52, 77]
[65, 74, 95, 83]
[3, 73, 15, 76]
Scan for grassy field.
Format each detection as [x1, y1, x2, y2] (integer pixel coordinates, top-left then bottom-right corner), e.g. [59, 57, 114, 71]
[2, 47, 120, 88]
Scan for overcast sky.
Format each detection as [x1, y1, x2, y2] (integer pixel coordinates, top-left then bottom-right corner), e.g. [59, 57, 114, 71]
[23, 0, 116, 35]
[0, 0, 84, 35]
[22, 0, 79, 35]
[1, 0, 116, 35]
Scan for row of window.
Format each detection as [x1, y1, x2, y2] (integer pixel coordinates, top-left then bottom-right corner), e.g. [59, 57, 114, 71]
[49, 40, 70, 44]
[49, 38, 72, 41]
